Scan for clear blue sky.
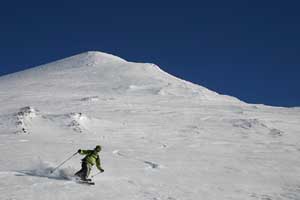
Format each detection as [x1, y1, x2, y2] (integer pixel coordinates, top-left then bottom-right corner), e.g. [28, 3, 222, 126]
[0, 0, 299, 107]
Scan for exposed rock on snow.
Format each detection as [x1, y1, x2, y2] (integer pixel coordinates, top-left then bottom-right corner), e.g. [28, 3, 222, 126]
[269, 128, 284, 136]
[68, 112, 89, 133]
[80, 96, 99, 102]
[143, 161, 160, 169]
[15, 106, 39, 134]
[229, 118, 284, 137]
[230, 118, 267, 129]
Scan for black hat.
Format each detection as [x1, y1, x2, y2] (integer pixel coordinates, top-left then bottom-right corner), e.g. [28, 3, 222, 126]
[95, 145, 102, 152]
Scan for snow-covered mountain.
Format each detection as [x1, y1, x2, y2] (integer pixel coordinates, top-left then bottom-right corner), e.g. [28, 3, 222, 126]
[0, 51, 240, 102]
[0, 51, 299, 200]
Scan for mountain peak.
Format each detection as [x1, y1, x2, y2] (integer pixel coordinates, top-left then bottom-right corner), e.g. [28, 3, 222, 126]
[0, 51, 241, 104]
[74, 51, 127, 63]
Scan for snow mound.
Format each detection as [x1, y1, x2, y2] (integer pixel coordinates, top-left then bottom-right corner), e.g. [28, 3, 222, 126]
[42, 111, 116, 134]
[40, 112, 90, 133]
[127, 84, 162, 95]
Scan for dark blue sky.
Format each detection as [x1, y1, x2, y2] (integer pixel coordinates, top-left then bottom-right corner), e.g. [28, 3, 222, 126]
[0, 0, 299, 107]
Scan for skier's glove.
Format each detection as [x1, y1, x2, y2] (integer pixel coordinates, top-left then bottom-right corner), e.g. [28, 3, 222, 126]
[78, 149, 81, 153]
[100, 169, 104, 173]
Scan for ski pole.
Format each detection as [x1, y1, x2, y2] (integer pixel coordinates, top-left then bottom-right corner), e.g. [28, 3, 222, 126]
[50, 152, 78, 174]
[91, 172, 102, 178]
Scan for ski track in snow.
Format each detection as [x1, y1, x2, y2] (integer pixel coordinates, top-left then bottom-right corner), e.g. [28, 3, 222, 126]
[0, 51, 299, 200]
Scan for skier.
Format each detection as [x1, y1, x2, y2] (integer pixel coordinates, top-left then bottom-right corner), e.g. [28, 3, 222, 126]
[75, 145, 104, 181]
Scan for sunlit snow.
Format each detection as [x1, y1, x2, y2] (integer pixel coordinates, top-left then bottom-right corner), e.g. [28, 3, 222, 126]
[0, 51, 299, 200]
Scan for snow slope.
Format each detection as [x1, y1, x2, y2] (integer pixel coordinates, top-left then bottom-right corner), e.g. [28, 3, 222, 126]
[0, 51, 299, 200]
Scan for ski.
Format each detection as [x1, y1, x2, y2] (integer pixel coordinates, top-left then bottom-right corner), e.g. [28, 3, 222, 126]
[73, 177, 95, 185]
[76, 180, 95, 185]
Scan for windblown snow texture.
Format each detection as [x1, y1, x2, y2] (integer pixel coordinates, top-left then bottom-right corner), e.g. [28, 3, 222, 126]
[0, 51, 299, 200]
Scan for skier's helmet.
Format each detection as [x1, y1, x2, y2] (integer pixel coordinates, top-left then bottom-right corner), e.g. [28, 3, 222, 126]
[95, 145, 102, 152]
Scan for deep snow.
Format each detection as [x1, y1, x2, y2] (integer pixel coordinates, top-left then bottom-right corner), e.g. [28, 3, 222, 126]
[0, 51, 299, 200]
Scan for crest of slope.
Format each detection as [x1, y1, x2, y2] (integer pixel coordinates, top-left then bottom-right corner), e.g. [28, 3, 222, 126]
[0, 51, 240, 103]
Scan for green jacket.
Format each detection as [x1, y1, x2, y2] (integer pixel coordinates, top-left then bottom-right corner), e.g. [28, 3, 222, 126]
[79, 150, 102, 170]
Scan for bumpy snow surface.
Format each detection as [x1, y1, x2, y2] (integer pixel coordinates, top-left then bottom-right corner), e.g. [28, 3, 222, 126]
[0, 51, 299, 200]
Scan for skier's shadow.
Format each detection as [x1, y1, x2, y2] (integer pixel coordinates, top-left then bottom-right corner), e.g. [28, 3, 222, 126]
[15, 170, 72, 181]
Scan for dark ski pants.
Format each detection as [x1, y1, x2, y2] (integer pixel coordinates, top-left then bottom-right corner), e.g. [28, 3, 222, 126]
[75, 161, 91, 180]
